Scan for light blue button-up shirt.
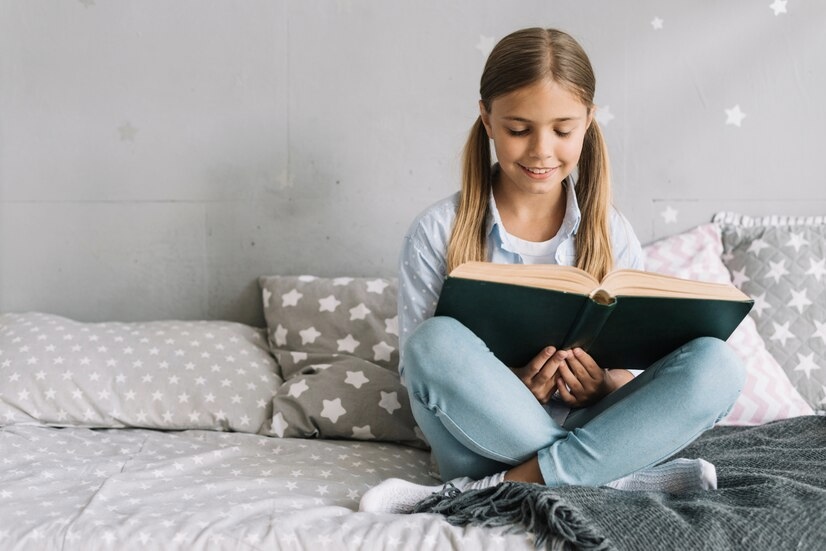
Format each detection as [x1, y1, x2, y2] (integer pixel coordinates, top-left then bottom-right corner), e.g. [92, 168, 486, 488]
[397, 176, 644, 378]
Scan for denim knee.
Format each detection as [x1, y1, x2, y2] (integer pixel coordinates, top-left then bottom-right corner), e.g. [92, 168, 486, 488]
[402, 316, 477, 391]
[679, 336, 746, 413]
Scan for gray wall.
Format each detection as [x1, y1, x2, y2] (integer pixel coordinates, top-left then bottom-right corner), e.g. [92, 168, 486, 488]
[2, 0, 825, 326]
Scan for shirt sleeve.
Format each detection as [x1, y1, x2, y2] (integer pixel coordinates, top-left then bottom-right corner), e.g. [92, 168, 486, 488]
[397, 231, 447, 378]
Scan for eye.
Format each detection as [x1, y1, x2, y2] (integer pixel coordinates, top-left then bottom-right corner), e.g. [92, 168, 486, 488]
[507, 128, 530, 136]
[555, 130, 572, 138]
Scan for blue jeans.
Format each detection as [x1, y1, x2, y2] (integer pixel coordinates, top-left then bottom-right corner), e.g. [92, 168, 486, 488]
[403, 317, 745, 486]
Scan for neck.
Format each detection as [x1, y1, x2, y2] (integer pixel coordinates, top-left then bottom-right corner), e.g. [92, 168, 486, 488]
[492, 178, 567, 242]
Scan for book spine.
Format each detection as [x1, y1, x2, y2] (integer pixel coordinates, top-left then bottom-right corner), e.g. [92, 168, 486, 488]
[561, 298, 616, 351]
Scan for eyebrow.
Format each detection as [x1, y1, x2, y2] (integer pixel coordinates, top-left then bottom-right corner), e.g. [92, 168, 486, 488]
[502, 116, 582, 123]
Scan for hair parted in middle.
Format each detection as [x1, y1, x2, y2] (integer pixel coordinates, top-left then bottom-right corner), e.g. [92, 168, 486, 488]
[446, 27, 614, 281]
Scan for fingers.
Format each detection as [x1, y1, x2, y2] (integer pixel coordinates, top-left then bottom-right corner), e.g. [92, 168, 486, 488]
[565, 348, 601, 382]
[522, 346, 555, 378]
[555, 349, 609, 407]
[554, 372, 577, 405]
[517, 347, 571, 404]
[516, 348, 605, 406]
[555, 360, 585, 400]
[532, 349, 569, 385]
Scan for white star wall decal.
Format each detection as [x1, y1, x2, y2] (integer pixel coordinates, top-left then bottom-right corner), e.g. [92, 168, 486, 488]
[476, 35, 496, 58]
[275, 168, 294, 190]
[595, 105, 615, 127]
[660, 205, 678, 224]
[725, 105, 746, 127]
[769, 0, 788, 16]
[651, 17, 664, 30]
[118, 122, 138, 141]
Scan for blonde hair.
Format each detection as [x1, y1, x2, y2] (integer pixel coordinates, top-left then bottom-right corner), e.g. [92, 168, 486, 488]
[446, 28, 614, 280]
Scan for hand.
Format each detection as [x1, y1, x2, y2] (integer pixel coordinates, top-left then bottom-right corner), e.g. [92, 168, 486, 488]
[510, 347, 572, 404]
[553, 348, 614, 408]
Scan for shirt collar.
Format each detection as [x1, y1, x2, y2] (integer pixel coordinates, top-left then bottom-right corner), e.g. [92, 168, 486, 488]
[486, 173, 582, 251]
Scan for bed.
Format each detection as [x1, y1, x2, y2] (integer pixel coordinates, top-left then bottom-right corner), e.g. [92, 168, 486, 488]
[2, 212, 824, 550]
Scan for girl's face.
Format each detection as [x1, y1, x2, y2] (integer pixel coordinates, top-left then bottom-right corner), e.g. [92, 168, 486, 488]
[480, 78, 592, 197]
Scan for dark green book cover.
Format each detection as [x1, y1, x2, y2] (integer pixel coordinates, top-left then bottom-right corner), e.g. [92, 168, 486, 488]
[434, 277, 754, 369]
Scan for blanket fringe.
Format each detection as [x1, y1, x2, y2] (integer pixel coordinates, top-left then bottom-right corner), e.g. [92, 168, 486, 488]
[412, 482, 612, 550]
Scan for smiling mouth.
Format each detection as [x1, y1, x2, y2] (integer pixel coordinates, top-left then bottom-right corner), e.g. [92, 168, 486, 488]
[520, 165, 557, 174]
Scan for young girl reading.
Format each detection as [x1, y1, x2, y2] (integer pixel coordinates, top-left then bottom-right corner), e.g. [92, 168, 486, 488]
[360, 28, 745, 514]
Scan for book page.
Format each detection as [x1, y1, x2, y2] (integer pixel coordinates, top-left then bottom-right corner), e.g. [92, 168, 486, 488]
[449, 262, 599, 295]
[600, 269, 751, 301]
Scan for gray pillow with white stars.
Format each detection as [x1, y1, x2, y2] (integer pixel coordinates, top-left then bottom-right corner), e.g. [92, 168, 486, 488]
[715, 212, 826, 413]
[0, 312, 282, 433]
[259, 275, 425, 447]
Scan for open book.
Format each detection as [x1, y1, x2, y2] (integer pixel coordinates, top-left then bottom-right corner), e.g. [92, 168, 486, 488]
[434, 261, 753, 369]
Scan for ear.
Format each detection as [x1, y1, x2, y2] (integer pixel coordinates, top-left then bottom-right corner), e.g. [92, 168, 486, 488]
[478, 100, 493, 139]
[586, 106, 596, 129]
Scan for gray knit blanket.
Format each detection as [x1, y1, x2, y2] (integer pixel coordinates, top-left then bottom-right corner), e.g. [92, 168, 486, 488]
[413, 415, 826, 550]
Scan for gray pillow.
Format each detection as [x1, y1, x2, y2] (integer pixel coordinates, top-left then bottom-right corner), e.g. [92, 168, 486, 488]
[270, 355, 423, 447]
[259, 276, 399, 377]
[0, 312, 282, 433]
[715, 212, 826, 412]
[259, 275, 424, 446]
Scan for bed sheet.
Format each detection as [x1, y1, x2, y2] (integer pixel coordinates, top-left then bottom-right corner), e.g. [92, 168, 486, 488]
[0, 425, 535, 550]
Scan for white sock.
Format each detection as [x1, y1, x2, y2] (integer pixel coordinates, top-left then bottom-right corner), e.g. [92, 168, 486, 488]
[358, 471, 506, 514]
[605, 458, 717, 494]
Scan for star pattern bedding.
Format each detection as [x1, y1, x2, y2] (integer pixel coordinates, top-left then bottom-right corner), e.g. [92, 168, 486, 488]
[0, 425, 533, 550]
[0, 313, 281, 433]
[713, 212, 826, 412]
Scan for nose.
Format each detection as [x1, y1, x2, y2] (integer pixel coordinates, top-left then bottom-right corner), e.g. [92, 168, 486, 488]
[529, 129, 554, 160]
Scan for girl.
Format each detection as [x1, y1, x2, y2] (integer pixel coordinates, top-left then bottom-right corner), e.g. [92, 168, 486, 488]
[360, 28, 744, 514]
